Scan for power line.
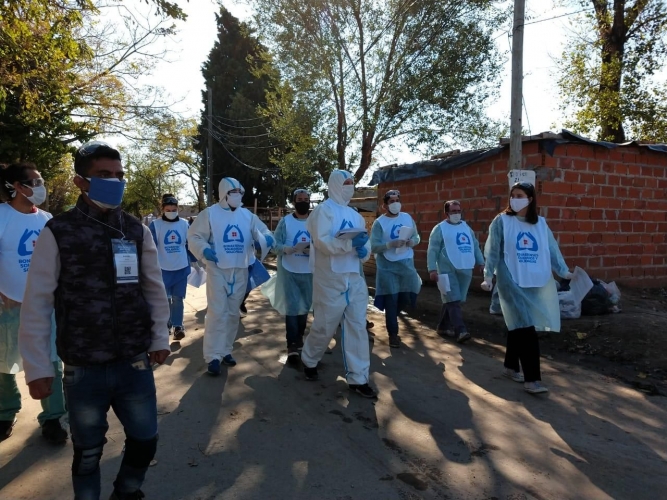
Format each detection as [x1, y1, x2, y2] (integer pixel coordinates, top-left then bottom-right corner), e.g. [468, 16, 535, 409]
[208, 128, 279, 173]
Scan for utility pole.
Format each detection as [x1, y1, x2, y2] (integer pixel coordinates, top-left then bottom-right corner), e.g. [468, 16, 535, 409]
[207, 85, 214, 206]
[509, 0, 525, 171]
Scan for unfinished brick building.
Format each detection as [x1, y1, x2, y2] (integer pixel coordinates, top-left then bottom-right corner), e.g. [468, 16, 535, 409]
[370, 131, 667, 286]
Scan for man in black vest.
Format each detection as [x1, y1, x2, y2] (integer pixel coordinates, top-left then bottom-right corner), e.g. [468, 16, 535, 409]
[19, 142, 171, 500]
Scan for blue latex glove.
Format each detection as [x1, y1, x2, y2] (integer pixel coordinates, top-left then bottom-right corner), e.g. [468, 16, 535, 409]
[203, 248, 218, 263]
[356, 246, 368, 259]
[254, 241, 261, 251]
[351, 232, 369, 248]
[265, 234, 275, 248]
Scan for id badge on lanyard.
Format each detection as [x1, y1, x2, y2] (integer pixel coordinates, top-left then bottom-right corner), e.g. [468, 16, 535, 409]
[112, 239, 139, 284]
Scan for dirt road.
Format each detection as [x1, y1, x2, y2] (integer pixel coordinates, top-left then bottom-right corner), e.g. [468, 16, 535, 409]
[1, 284, 666, 500]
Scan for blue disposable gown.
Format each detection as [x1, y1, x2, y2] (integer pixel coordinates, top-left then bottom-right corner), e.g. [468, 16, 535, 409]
[484, 214, 569, 332]
[262, 215, 313, 316]
[427, 221, 484, 303]
[370, 215, 422, 311]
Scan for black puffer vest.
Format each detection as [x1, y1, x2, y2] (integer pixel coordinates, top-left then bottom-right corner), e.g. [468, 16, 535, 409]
[47, 197, 153, 366]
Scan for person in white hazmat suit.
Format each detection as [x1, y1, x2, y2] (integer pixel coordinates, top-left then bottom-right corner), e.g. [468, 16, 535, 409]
[300, 170, 376, 398]
[482, 182, 571, 394]
[187, 177, 274, 375]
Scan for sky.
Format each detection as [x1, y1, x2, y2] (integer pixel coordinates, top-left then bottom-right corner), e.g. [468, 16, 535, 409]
[129, 0, 584, 191]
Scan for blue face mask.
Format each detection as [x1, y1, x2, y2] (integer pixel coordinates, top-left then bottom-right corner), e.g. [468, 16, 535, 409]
[85, 176, 126, 209]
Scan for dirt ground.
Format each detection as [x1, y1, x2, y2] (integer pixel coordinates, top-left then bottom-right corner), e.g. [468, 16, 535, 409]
[366, 279, 667, 397]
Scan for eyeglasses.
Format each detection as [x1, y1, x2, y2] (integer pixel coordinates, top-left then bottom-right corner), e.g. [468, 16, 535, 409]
[293, 188, 311, 197]
[22, 178, 45, 188]
[76, 141, 113, 157]
[385, 190, 400, 197]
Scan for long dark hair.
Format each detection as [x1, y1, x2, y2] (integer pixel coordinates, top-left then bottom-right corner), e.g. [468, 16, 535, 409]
[502, 182, 538, 224]
[0, 162, 38, 201]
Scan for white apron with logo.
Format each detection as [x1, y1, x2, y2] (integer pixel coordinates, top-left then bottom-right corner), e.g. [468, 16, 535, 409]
[153, 218, 190, 271]
[327, 199, 363, 274]
[440, 220, 476, 270]
[282, 215, 311, 274]
[209, 204, 254, 269]
[0, 204, 52, 302]
[377, 213, 414, 262]
[502, 214, 551, 288]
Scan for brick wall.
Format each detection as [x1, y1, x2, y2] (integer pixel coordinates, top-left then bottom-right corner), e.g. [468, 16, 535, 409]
[378, 141, 667, 287]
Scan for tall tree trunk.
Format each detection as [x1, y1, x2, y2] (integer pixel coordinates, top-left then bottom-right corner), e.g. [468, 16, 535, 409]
[596, 0, 627, 142]
[356, 131, 374, 183]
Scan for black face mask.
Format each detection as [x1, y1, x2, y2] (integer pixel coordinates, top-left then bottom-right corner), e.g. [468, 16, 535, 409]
[294, 201, 310, 215]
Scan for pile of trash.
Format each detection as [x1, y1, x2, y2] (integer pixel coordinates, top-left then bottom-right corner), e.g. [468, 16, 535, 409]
[559, 277, 621, 319]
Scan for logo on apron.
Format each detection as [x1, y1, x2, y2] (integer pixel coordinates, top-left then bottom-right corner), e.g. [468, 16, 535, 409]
[292, 230, 310, 246]
[456, 232, 472, 254]
[164, 229, 182, 245]
[516, 231, 539, 263]
[18, 229, 40, 257]
[390, 224, 403, 239]
[223, 224, 244, 243]
[339, 219, 354, 230]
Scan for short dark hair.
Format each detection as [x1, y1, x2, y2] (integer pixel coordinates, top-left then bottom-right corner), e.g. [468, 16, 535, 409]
[383, 189, 400, 204]
[503, 182, 538, 224]
[444, 200, 461, 213]
[0, 162, 38, 201]
[74, 141, 121, 176]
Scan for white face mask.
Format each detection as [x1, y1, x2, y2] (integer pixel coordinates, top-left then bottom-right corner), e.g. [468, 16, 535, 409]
[388, 202, 401, 215]
[164, 211, 178, 220]
[341, 184, 355, 203]
[26, 185, 47, 206]
[448, 213, 461, 224]
[227, 192, 243, 208]
[510, 198, 530, 212]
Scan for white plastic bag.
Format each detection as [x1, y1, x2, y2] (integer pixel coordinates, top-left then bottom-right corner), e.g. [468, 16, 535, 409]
[187, 265, 207, 288]
[558, 290, 581, 319]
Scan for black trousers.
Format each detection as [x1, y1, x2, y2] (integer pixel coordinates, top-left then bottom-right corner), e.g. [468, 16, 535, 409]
[504, 326, 541, 382]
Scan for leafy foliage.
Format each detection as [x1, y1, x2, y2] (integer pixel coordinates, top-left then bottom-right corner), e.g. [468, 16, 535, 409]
[251, 0, 505, 181]
[557, 0, 667, 142]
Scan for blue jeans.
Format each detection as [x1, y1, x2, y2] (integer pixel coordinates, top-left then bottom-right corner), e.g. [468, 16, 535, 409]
[168, 296, 184, 328]
[63, 352, 158, 500]
[285, 314, 307, 348]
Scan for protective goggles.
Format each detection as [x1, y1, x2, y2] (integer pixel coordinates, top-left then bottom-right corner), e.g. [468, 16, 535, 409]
[293, 188, 311, 197]
[385, 189, 400, 197]
[21, 178, 45, 188]
[512, 182, 534, 189]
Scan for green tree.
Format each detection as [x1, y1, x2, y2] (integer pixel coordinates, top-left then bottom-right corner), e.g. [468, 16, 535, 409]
[557, 1, 667, 142]
[251, 0, 504, 182]
[199, 6, 283, 206]
[0, 0, 176, 169]
[120, 112, 199, 216]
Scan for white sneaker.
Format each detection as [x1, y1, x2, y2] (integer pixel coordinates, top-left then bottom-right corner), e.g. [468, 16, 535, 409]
[524, 381, 549, 394]
[503, 368, 524, 383]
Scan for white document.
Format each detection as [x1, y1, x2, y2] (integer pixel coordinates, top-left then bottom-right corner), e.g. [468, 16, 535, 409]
[335, 228, 367, 239]
[437, 274, 451, 294]
[395, 226, 414, 255]
[293, 240, 310, 252]
[568, 266, 594, 304]
[508, 169, 536, 190]
[253, 228, 270, 262]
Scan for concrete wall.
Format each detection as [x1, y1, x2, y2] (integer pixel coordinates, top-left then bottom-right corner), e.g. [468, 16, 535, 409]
[377, 141, 667, 286]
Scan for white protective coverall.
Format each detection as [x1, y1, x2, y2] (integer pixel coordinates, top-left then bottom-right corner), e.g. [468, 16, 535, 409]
[187, 177, 273, 362]
[301, 170, 372, 385]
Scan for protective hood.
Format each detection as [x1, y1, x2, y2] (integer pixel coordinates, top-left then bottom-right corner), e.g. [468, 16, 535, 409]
[327, 169, 354, 206]
[218, 177, 245, 209]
